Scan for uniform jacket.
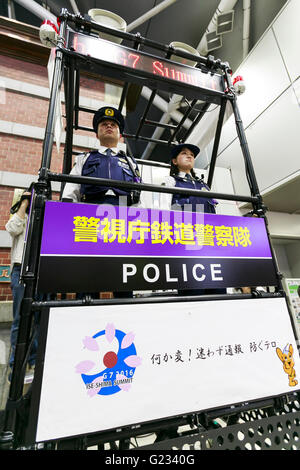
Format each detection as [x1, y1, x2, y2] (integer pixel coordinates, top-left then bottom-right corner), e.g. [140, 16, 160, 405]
[62, 146, 140, 203]
[160, 172, 217, 213]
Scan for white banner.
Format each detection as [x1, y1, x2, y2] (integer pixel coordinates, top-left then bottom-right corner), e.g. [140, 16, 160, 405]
[35, 297, 300, 442]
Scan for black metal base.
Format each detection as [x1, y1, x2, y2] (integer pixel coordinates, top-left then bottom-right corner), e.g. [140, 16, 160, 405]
[2, 394, 299, 450]
[139, 400, 300, 450]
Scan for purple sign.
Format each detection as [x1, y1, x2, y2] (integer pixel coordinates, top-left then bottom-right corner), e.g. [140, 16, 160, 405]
[41, 201, 272, 259]
[37, 201, 277, 293]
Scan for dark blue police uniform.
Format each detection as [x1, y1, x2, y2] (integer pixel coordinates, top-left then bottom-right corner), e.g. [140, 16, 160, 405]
[169, 143, 225, 296]
[80, 149, 140, 205]
[172, 174, 216, 214]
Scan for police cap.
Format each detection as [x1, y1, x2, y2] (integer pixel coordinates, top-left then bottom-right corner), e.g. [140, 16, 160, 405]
[170, 143, 200, 159]
[93, 106, 125, 134]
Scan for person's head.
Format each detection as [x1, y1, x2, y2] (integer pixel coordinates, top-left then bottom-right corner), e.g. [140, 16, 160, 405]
[92, 106, 125, 147]
[170, 143, 200, 177]
[241, 287, 252, 294]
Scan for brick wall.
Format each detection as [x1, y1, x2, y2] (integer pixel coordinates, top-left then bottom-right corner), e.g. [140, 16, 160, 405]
[0, 185, 14, 300]
[0, 91, 49, 127]
[0, 53, 106, 300]
[0, 55, 48, 87]
[0, 186, 14, 230]
[0, 246, 12, 301]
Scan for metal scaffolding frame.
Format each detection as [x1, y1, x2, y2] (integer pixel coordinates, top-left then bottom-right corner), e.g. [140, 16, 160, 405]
[0, 9, 299, 451]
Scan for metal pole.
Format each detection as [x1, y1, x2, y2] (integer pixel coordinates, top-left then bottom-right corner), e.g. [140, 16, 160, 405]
[168, 99, 198, 144]
[74, 68, 80, 129]
[207, 98, 227, 188]
[118, 83, 130, 113]
[181, 102, 210, 142]
[39, 19, 66, 177]
[225, 69, 261, 202]
[231, 96, 260, 197]
[48, 171, 260, 204]
[135, 89, 157, 139]
[127, 0, 178, 32]
[13, 0, 58, 25]
[223, 71, 298, 343]
[1, 185, 48, 444]
[61, 58, 75, 195]
[0, 12, 68, 448]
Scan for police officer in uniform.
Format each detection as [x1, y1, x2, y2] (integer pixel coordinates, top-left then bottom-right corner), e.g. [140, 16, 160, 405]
[160, 143, 225, 297]
[62, 106, 140, 299]
[62, 106, 140, 205]
[161, 143, 217, 213]
[155, 143, 224, 444]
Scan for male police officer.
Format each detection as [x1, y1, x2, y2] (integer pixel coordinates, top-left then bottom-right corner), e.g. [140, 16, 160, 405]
[62, 106, 141, 299]
[62, 106, 140, 204]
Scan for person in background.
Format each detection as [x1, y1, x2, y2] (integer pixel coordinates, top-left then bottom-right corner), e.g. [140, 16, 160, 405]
[5, 189, 37, 383]
[236, 286, 266, 295]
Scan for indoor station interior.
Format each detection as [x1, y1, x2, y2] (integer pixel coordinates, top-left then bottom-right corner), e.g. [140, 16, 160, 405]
[0, 0, 300, 451]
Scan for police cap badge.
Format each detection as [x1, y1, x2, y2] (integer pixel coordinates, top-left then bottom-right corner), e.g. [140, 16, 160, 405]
[93, 106, 125, 134]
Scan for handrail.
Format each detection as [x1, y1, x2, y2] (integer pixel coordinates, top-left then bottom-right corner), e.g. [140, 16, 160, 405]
[31, 291, 284, 310]
[48, 171, 259, 204]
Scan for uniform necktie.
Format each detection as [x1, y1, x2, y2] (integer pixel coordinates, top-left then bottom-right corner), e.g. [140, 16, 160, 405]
[105, 148, 113, 156]
[185, 173, 193, 181]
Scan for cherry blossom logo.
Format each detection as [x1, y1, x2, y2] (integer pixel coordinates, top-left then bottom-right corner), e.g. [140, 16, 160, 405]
[75, 323, 142, 397]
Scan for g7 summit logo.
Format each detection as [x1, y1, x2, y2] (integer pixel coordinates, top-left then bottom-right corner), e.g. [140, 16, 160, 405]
[75, 323, 141, 397]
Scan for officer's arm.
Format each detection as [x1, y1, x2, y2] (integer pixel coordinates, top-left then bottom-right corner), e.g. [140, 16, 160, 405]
[159, 176, 175, 210]
[61, 155, 85, 202]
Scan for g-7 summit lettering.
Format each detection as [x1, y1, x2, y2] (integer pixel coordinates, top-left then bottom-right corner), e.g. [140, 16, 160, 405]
[152, 60, 199, 86]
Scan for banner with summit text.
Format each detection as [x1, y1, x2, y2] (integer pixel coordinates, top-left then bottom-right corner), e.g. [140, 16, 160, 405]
[32, 297, 300, 442]
[37, 201, 277, 292]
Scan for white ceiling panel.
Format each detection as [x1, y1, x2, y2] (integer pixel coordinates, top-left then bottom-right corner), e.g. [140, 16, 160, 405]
[245, 85, 300, 193]
[215, 138, 251, 197]
[217, 83, 300, 200]
[234, 28, 291, 128]
[272, 0, 300, 83]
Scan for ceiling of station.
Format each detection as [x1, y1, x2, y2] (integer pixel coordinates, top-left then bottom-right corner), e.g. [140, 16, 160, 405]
[3, 0, 297, 216]
[262, 175, 300, 215]
[2, 0, 287, 70]
[1, 0, 287, 157]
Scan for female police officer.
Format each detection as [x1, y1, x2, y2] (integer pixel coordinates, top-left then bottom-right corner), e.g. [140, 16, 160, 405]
[160, 143, 217, 213]
[161, 143, 225, 296]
